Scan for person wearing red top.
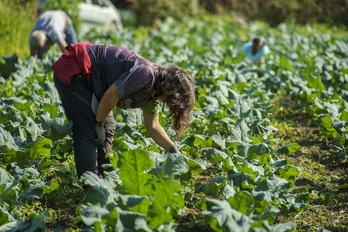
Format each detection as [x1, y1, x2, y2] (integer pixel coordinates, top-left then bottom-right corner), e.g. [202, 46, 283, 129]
[52, 43, 195, 178]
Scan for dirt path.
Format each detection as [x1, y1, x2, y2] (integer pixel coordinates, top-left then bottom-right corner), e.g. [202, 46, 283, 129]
[276, 123, 348, 231]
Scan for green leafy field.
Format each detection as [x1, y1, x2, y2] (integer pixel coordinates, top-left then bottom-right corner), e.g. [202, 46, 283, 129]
[0, 15, 347, 231]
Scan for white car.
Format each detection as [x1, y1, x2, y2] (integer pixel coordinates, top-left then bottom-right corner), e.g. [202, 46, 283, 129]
[37, 0, 123, 35]
[79, 0, 123, 34]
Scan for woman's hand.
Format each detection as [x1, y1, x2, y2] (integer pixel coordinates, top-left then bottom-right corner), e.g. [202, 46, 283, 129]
[95, 120, 105, 144]
[169, 144, 180, 153]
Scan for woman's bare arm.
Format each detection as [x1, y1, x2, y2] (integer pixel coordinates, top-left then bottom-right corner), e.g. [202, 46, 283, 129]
[95, 84, 120, 122]
[143, 110, 175, 150]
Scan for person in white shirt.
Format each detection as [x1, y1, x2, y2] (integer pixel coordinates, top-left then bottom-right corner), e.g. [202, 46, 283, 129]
[240, 37, 270, 65]
[29, 10, 77, 62]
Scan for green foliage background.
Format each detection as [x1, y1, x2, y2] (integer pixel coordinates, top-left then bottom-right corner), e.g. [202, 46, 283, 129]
[198, 0, 348, 26]
[128, 0, 199, 26]
[0, 1, 347, 231]
[116, 0, 348, 27]
[1, 0, 347, 59]
[0, 0, 37, 58]
[0, 0, 80, 60]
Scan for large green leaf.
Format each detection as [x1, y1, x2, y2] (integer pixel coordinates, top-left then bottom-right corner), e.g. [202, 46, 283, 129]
[212, 133, 226, 150]
[80, 205, 110, 226]
[248, 143, 271, 165]
[183, 134, 212, 147]
[204, 198, 252, 232]
[320, 114, 338, 138]
[275, 165, 300, 186]
[116, 208, 152, 232]
[227, 191, 254, 216]
[201, 147, 228, 164]
[16, 213, 46, 232]
[118, 150, 154, 195]
[0, 126, 18, 154]
[161, 153, 189, 176]
[227, 120, 251, 143]
[24, 118, 45, 142]
[148, 176, 184, 229]
[19, 179, 59, 201]
[0, 205, 15, 226]
[0, 168, 18, 206]
[262, 220, 295, 232]
[274, 143, 300, 156]
[228, 172, 254, 189]
[119, 195, 150, 215]
[0, 222, 17, 232]
[203, 176, 227, 196]
[267, 176, 291, 192]
[29, 136, 52, 160]
[81, 172, 118, 206]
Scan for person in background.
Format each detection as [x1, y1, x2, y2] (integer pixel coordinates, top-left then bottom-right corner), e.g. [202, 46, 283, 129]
[240, 37, 270, 65]
[30, 10, 77, 62]
[51, 42, 195, 178]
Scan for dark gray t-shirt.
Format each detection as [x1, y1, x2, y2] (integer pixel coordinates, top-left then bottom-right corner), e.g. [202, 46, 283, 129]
[87, 44, 160, 112]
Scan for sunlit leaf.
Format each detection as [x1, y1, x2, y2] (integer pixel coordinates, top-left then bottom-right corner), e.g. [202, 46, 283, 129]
[203, 198, 252, 232]
[118, 150, 153, 195]
[227, 191, 254, 216]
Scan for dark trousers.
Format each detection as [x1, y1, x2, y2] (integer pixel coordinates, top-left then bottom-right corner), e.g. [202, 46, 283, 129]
[54, 74, 115, 178]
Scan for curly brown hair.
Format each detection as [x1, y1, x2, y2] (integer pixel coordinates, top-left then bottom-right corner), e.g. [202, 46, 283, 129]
[155, 66, 195, 138]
